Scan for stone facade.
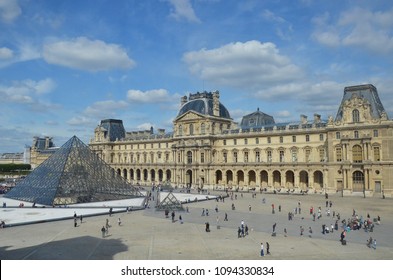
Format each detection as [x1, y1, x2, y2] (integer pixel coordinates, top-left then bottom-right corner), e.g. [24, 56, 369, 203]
[34, 85, 393, 197]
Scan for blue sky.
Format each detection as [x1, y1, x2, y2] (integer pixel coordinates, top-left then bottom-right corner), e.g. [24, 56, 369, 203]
[1, 0, 393, 153]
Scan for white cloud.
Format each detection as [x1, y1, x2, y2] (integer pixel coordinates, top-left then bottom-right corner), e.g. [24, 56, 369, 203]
[183, 40, 303, 90]
[84, 100, 129, 118]
[43, 37, 136, 71]
[127, 89, 177, 103]
[67, 116, 95, 126]
[0, 78, 56, 104]
[136, 122, 154, 131]
[0, 47, 13, 60]
[167, 0, 201, 23]
[0, 0, 21, 23]
[312, 8, 393, 54]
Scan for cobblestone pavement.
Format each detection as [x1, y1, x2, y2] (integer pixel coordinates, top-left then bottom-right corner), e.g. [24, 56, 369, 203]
[1, 191, 392, 260]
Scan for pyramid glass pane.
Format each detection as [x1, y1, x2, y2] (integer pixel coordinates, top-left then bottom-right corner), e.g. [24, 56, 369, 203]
[5, 136, 143, 206]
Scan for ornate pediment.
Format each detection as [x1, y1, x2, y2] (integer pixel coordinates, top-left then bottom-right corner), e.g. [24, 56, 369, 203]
[175, 111, 205, 123]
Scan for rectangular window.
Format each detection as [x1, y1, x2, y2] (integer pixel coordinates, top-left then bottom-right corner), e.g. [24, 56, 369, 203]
[280, 136, 283, 143]
[319, 134, 324, 141]
[319, 149, 325, 162]
[267, 137, 271, 144]
[150, 154, 154, 163]
[336, 147, 342, 162]
[374, 147, 380, 161]
[244, 151, 249, 163]
[292, 150, 297, 162]
[306, 135, 310, 142]
[178, 153, 181, 163]
[201, 152, 205, 163]
[165, 153, 169, 162]
[244, 138, 248, 145]
[336, 132, 341, 139]
[234, 139, 237, 145]
[143, 154, 147, 163]
[151, 143, 153, 148]
[234, 152, 238, 163]
[158, 143, 161, 148]
[255, 151, 260, 162]
[223, 139, 227, 145]
[354, 131, 359, 138]
[223, 152, 227, 163]
[279, 150, 284, 162]
[373, 130, 379, 137]
[256, 138, 259, 144]
[292, 136, 296, 143]
[305, 149, 310, 162]
[267, 150, 272, 162]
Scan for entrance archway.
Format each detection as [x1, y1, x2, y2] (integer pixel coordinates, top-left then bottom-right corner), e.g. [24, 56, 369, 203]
[186, 169, 192, 186]
[299, 170, 308, 189]
[215, 170, 223, 184]
[273, 170, 281, 187]
[285, 170, 294, 188]
[260, 170, 268, 187]
[313, 170, 323, 190]
[352, 171, 364, 192]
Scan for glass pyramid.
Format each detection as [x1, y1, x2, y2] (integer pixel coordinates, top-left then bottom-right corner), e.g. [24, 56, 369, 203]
[5, 136, 143, 206]
[156, 192, 184, 211]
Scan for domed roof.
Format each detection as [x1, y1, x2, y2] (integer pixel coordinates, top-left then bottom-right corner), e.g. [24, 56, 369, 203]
[240, 108, 275, 129]
[177, 91, 231, 119]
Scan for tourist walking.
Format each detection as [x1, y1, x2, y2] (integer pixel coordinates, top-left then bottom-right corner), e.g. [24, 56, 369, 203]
[266, 242, 270, 255]
[118, 217, 121, 226]
[101, 226, 106, 238]
[260, 242, 264, 256]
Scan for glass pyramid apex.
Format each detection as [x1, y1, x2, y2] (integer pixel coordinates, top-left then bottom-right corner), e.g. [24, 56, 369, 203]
[5, 136, 143, 206]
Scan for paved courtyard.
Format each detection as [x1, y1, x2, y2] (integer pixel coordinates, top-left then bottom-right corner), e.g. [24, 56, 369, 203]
[1, 191, 392, 260]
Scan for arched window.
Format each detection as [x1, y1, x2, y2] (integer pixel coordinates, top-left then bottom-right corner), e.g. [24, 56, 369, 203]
[352, 145, 363, 163]
[353, 171, 364, 184]
[187, 151, 192, 164]
[189, 124, 194, 135]
[352, 109, 360, 123]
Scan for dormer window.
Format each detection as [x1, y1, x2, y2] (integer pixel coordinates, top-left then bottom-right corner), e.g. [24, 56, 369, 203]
[352, 109, 360, 123]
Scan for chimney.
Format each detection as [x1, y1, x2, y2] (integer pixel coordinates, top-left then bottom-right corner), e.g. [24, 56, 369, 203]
[300, 114, 308, 124]
[314, 114, 321, 123]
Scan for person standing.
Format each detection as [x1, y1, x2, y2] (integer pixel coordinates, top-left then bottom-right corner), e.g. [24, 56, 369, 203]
[101, 226, 106, 238]
[266, 242, 270, 255]
[74, 217, 77, 227]
[260, 242, 264, 256]
[224, 212, 228, 221]
[171, 211, 175, 222]
[80, 215, 83, 223]
[118, 217, 121, 226]
[273, 223, 277, 233]
[179, 215, 183, 224]
[373, 239, 377, 250]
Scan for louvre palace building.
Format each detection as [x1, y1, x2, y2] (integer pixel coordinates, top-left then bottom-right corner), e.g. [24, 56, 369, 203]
[33, 84, 393, 197]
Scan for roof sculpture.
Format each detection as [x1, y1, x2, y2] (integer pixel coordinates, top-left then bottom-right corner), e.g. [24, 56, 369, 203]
[5, 136, 143, 206]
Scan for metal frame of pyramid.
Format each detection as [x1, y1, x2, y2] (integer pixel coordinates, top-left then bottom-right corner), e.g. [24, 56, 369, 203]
[5, 136, 144, 206]
[156, 192, 184, 211]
